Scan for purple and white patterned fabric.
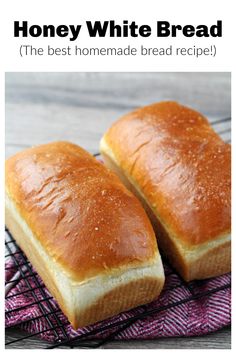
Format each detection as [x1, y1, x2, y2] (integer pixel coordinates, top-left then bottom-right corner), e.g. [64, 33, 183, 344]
[5, 257, 231, 343]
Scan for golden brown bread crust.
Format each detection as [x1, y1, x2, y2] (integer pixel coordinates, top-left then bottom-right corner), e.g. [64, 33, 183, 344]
[101, 148, 231, 281]
[101, 101, 231, 247]
[5, 141, 159, 282]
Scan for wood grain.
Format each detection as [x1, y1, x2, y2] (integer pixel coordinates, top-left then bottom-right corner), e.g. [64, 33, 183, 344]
[5, 72, 231, 349]
[5, 326, 231, 349]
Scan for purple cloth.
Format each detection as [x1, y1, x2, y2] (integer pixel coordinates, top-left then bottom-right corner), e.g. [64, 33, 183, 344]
[5, 257, 231, 343]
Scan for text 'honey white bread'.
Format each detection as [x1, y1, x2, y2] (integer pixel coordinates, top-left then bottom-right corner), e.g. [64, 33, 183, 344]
[5, 141, 164, 328]
[100, 102, 231, 281]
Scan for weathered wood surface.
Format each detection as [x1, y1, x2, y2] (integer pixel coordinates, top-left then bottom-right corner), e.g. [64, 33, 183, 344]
[5, 72, 231, 349]
[5, 326, 231, 349]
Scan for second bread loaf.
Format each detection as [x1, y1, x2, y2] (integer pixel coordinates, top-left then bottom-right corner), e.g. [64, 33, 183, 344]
[100, 101, 231, 281]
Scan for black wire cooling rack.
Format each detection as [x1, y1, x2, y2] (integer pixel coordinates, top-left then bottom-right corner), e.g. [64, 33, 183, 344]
[5, 116, 231, 348]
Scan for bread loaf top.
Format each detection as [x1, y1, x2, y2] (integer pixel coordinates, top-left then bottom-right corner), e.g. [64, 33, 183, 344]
[5, 141, 158, 281]
[102, 101, 231, 246]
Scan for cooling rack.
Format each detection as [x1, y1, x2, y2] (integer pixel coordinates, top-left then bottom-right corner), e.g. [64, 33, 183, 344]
[5, 116, 231, 348]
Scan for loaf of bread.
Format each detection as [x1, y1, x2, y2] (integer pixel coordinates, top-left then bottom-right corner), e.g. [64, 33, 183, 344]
[100, 101, 231, 281]
[5, 141, 164, 328]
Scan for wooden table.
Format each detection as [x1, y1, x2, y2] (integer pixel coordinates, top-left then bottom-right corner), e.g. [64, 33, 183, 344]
[5, 72, 231, 349]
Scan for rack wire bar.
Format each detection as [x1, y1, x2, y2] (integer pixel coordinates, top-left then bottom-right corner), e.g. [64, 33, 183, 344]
[5, 271, 39, 283]
[6, 309, 62, 328]
[6, 284, 47, 299]
[211, 116, 231, 125]
[5, 116, 231, 348]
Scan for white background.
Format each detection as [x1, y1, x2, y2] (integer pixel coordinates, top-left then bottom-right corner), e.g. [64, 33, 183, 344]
[1, 0, 234, 71]
[1, 0, 235, 352]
